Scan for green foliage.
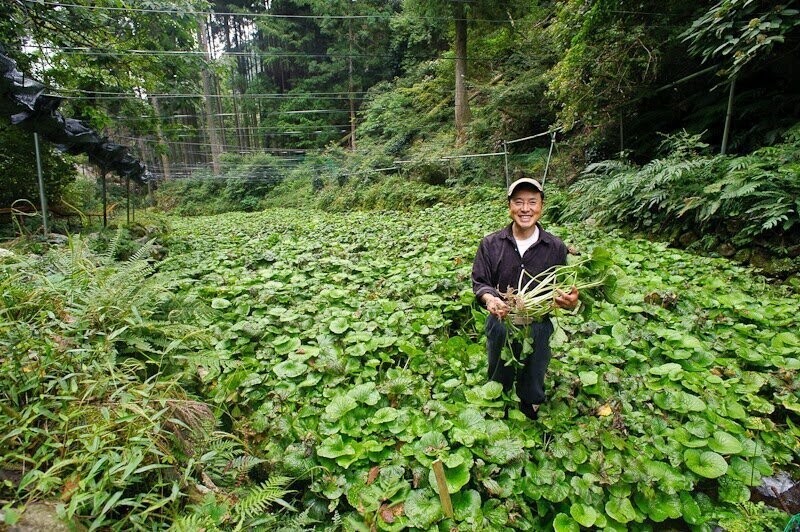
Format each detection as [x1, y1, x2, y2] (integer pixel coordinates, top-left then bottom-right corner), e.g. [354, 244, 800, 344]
[682, 0, 800, 79]
[153, 152, 288, 214]
[555, 126, 800, 273]
[0, 124, 77, 219]
[545, 0, 680, 129]
[0, 234, 301, 529]
[140, 204, 800, 529]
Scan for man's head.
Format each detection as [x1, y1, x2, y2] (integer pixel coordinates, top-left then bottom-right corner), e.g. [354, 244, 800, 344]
[507, 177, 544, 201]
[507, 177, 544, 232]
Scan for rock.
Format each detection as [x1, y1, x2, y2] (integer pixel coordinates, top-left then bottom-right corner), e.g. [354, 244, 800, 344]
[733, 249, 752, 263]
[678, 231, 699, 247]
[752, 471, 800, 514]
[46, 233, 69, 245]
[717, 243, 736, 258]
[150, 244, 167, 261]
[6, 501, 76, 532]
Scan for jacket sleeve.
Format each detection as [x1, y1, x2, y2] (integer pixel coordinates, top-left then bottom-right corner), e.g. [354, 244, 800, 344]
[472, 237, 499, 306]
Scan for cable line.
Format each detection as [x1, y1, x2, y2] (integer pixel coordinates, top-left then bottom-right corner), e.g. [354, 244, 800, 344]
[39, 1, 518, 23]
[32, 45, 498, 62]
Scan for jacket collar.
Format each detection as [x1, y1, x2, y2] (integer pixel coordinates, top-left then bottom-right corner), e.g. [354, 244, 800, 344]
[501, 222, 550, 244]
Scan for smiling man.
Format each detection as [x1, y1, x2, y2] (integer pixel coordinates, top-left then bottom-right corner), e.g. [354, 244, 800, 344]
[471, 176, 578, 420]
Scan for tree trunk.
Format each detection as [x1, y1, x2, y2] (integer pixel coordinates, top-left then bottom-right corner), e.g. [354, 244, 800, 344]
[150, 97, 172, 180]
[348, 17, 356, 151]
[453, 2, 470, 145]
[197, 16, 222, 174]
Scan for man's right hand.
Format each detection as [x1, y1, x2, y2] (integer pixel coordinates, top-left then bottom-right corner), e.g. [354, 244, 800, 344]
[483, 294, 509, 319]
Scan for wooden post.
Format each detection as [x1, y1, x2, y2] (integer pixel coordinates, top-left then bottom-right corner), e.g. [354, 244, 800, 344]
[431, 459, 454, 518]
[101, 168, 107, 228]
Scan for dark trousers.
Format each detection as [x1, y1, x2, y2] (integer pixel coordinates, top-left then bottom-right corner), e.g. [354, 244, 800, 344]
[485, 314, 553, 405]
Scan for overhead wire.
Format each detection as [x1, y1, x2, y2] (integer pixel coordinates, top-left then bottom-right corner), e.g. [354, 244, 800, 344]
[39, 1, 520, 23]
[32, 44, 499, 62]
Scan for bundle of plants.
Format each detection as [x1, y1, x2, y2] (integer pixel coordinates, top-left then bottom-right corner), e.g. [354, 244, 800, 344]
[499, 246, 616, 366]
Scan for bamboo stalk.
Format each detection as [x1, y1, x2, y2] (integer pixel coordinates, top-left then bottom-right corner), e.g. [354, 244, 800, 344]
[431, 459, 453, 518]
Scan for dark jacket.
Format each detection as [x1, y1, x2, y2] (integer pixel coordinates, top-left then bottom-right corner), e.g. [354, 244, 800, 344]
[472, 223, 568, 306]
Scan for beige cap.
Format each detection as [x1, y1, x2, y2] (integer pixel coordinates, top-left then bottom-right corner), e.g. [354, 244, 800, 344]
[507, 177, 543, 198]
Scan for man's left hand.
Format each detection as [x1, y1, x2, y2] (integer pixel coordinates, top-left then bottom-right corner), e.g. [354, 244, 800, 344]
[555, 286, 579, 310]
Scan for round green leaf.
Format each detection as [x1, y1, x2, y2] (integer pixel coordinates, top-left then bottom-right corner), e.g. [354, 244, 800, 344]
[323, 395, 358, 422]
[570, 502, 599, 527]
[649, 363, 683, 376]
[679, 491, 704, 526]
[718, 476, 750, 503]
[317, 434, 356, 459]
[452, 489, 481, 522]
[684, 449, 728, 478]
[553, 513, 579, 532]
[708, 431, 744, 455]
[211, 297, 231, 309]
[429, 462, 470, 495]
[272, 335, 301, 355]
[329, 317, 350, 334]
[404, 489, 441, 528]
[605, 497, 637, 524]
[579, 371, 598, 386]
[272, 359, 307, 379]
[374, 407, 399, 424]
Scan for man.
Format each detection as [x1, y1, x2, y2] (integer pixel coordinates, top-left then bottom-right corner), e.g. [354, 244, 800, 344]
[471, 177, 578, 420]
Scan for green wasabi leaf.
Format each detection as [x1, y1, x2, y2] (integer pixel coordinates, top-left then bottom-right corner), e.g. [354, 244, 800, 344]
[684, 449, 728, 478]
[452, 490, 481, 522]
[708, 431, 744, 455]
[605, 496, 637, 524]
[272, 358, 307, 379]
[404, 489, 441, 528]
[579, 371, 598, 386]
[323, 394, 358, 422]
[570, 502, 599, 527]
[317, 434, 356, 459]
[329, 317, 350, 334]
[553, 513, 580, 532]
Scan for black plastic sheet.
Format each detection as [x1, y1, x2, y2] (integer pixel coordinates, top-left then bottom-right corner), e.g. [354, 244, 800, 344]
[0, 46, 147, 182]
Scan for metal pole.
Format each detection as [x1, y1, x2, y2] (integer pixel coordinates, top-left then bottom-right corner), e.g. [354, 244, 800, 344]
[503, 141, 509, 188]
[542, 132, 556, 187]
[102, 170, 107, 228]
[33, 132, 49, 236]
[721, 76, 736, 155]
[126, 175, 130, 225]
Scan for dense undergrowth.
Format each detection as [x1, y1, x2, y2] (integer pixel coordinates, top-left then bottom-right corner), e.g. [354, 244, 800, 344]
[0, 230, 307, 530]
[3, 205, 799, 530]
[550, 126, 800, 278]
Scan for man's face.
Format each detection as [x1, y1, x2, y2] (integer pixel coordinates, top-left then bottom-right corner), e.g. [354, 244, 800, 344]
[508, 188, 543, 231]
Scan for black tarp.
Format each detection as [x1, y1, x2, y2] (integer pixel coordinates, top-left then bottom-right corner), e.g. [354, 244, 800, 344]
[0, 46, 147, 182]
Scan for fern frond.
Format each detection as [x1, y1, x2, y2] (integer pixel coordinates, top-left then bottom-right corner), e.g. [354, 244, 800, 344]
[234, 476, 295, 521]
[101, 226, 126, 264]
[271, 508, 317, 531]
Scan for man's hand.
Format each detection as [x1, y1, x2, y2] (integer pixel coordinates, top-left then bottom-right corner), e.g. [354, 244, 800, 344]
[483, 294, 509, 319]
[555, 286, 579, 310]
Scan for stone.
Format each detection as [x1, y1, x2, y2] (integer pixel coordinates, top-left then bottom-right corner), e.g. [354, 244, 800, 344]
[717, 242, 736, 258]
[46, 233, 69, 245]
[6, 501, 75, 532]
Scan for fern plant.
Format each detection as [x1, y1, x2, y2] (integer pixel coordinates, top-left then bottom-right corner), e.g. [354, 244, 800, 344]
[0, 235, 301, 530]
[557, 125, 800, 272]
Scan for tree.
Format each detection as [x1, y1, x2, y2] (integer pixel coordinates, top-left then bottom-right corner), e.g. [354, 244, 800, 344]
[403, 0, 527, 145]
[682, 0, 800, 80]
